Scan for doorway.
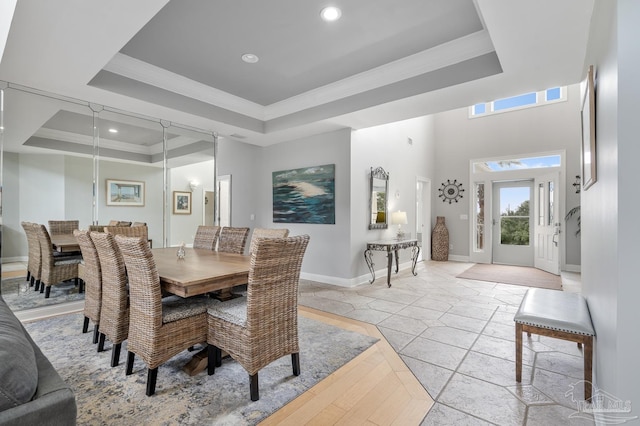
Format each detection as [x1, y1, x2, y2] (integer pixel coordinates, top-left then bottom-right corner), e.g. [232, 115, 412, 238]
[492, 180, 534, 266]
[416, 177, 431, 261]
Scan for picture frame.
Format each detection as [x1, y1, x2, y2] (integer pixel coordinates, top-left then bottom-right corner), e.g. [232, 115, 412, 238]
[173, 191, 192, 215]
[581, 65, 597, 190]
[106, 179, 145, 206]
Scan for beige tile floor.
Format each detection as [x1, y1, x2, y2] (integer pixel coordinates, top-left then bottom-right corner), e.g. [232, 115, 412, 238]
[298, 260, 595, 425]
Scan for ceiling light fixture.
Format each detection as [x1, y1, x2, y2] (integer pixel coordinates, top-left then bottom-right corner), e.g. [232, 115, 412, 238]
[108, 128, 118, 133]
[320, 6, 341, 22]
[241, 53, 259, 64]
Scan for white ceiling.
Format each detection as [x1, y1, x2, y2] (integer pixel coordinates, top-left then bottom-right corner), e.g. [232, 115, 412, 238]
[0, 0, 595, 154]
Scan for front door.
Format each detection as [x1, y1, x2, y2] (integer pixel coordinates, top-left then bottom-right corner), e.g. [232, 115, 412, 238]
[533, 172, 560, 274]
[492, 180, 534, 266]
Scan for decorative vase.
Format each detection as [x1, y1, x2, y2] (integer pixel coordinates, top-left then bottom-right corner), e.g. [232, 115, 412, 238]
[431, 216, 449, 261]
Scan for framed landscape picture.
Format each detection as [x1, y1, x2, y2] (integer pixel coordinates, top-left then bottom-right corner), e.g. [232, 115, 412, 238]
[106, 179, 145, 206]
[272, 164, 335, 224]
[173, 191, 192, 215]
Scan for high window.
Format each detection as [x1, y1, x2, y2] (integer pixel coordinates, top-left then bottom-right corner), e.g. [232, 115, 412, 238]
[470, 87, 566, 118]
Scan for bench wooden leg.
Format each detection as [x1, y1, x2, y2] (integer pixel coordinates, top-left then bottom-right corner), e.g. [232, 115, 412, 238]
[515, 322, 523, 382]
[584, 336, 593, 400]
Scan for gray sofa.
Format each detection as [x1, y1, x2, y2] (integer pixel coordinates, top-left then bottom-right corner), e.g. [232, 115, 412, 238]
[0, 294, 77, 425]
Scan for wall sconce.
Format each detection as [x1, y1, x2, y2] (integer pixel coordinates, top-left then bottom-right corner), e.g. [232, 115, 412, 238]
[189, 181, 199, 192]
[573, 175, 581, 194]
[391, 211, 408, 240]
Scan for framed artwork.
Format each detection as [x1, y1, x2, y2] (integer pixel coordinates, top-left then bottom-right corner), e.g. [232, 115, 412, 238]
[272, 164, 335, 224]
[581, 65, 597, 190]
[173, 191, 192, 215]
[106, 179, 145, 206]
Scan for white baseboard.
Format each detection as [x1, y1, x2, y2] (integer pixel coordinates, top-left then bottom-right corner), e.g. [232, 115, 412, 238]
[448, 254, 470, 262]
[563, 264, 581, 273]
[301, 261, 417, 288]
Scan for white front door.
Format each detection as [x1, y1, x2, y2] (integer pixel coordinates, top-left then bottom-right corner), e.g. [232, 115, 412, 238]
[534, 172, 560, 275]
[492, 180, 534, 266]
[415, 177, 431, 261]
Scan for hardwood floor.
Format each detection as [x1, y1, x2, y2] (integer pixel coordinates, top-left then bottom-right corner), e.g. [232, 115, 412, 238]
[261, 306, 433, 425]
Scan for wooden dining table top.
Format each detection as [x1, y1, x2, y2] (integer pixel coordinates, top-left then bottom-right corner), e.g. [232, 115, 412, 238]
[152, 247, 250, 298]
[50, 233, 80, 253]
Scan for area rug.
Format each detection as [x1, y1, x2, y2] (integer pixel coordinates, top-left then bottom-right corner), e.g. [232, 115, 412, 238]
[456, 264, 562, 290]
[1, 276, 84, 311]
[24, 312, 378, 425]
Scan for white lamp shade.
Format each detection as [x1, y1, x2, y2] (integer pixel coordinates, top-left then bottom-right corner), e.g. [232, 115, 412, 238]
[391, 211, 408, 225]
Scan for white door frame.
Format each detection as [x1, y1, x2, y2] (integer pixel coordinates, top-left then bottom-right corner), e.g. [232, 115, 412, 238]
[416, 176, 431, 261]
[469, 151, 565, 271]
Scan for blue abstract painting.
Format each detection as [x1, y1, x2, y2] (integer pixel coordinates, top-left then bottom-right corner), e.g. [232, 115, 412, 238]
[273, 164, 335, 224]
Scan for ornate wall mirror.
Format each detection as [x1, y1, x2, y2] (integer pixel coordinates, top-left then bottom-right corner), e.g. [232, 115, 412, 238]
[369, 166, 389, 229]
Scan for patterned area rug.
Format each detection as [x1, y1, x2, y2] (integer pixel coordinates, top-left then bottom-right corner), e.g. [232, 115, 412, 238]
[1, 276, 84, 311]
[24, 312, 378, 425]
[456, 264, 562, 290]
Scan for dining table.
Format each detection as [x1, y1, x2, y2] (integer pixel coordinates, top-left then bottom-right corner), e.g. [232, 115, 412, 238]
[152, 247, 251, 376]
[152, 247, 250, 298]
[50, 234, 81, 253]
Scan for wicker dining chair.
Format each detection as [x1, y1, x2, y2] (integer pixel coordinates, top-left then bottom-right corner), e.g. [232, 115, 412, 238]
[91, 232, 129, 367]
[193, 225, 221, 250]
[217, 227, 250, 254]
[248, 228, 289, 255]
[21, 222, 42, 289]
[104, 225, 148, 240]
[207, 234, 310, 401]
[34, 224, 82, 298]
[74, 230, 103, 344]
[115, 235, 210, 396]
[48, 220, 80, 236]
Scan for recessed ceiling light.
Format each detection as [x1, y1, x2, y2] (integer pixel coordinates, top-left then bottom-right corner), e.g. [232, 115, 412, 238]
[241, 53, 259, 64]
[320, 6, 341, 22]
[108, 128, 118, 134]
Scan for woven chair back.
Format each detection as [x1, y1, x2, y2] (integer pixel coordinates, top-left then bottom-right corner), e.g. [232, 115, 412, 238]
[91, 231, 129, 344]
[218, 227, 250, 254]
[193, 225, 220, 250]
[113, 235, 163, 332]
[246, 235, 310, 336]
[22, 222, 42, 280]
[104, 225, 148, 241]
[74, 230, 102, 323]
[248, 228, 290, 255]
[48, 220, 79, 235]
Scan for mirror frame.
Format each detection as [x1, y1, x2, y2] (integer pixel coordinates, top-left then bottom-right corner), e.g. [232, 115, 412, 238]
[369, 166, 389, 230]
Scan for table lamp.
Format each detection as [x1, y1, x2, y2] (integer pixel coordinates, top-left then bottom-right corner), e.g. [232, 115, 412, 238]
[391, 211, 407, 239]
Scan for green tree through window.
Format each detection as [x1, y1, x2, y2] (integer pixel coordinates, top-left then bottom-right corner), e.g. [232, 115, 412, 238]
[501, 200, 530, 245]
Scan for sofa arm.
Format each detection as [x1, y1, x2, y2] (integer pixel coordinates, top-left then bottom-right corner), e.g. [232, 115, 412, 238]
[0, 327, 77, 426]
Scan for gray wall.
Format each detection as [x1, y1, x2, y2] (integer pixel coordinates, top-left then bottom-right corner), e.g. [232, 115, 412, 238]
[351, 116, 436, 281]
[433, 86, 582, 268]
[582, 0, 640, 418]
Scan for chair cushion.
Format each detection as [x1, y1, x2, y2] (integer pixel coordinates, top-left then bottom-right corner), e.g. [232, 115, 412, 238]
[0, 297, 38, 411]
[53, 256, 82, 266]
[207, 297, 247, 327]
[161, 296, 210, 323]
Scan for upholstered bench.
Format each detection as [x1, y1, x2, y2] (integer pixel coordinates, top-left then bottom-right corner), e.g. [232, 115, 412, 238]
[514, 288, 595, 400]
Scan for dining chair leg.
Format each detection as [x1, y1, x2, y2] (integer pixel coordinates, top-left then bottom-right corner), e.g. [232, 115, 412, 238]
[146, 368, 158, 396]
[34, 279, 40, 291]
[111, 343, 122, 367]
[215, 346, 222, 367]
[97, 333, 106, 352]
[40, 283, 45, 293]
[292, 353, 300, 376]
[92, 326, 100, 344]
[45, 285, 51, 298]
[82, 317, 90, 333]
[250, 373, 259, 401]
[207, 344, 216, 375]
[27, 271, 31, 281]
[125, 352, 135, 375]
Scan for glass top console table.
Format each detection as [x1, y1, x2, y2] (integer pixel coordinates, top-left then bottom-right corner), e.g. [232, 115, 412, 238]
[364, 238, 420, 287]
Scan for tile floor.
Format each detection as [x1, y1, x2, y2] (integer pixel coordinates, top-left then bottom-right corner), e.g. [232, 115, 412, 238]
[298, 260, 595, 425]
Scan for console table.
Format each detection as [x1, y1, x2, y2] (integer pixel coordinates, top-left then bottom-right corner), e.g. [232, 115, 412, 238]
[364, 238, 420, 287]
